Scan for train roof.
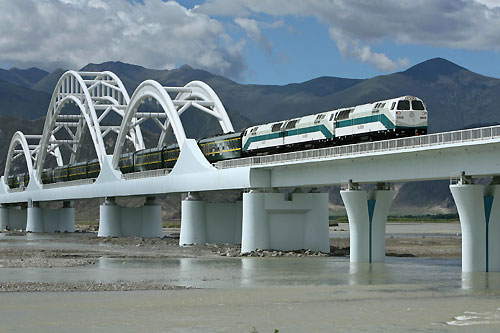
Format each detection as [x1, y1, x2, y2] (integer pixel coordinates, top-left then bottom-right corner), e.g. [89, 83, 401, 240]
[198, 131, 241, 144]
[328, 95, 423, 113]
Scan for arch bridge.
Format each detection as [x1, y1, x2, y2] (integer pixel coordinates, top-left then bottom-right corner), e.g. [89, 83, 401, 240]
[3, 71, 234, 187]
[1, 70, 500, 273]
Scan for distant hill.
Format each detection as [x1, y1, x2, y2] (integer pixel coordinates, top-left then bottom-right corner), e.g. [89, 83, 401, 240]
[2, 58, 500, 214]
[31, 68, 66, 94]
[0, 81, 51, 119]
[0, 67, 48, 88]
[3, 57, 500, 133]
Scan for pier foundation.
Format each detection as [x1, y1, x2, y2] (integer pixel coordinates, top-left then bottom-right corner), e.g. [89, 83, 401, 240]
[241, 190, 330, 253]
[450, 178, 500, 272]
[0, 205, 27, 230]
[98, 197, 163, 238]
[340, 183, 394, 263]
[180, 192, 242, 245]
[26, 201, 75, 233]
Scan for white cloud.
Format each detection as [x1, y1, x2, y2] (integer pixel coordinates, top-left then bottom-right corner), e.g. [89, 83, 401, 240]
[262, 20, 285, 30]
[475, 0, 500, 8]
[329, 28, 409, 72]
[0, 0, 246, 78]
[234, 17, 273, 54]
[196, 0, 500, 71]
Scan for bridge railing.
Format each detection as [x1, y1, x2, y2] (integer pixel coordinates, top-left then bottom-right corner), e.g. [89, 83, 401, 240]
[215, 125, 500, 169]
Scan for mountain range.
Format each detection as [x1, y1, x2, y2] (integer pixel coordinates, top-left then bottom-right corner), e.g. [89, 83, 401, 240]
[1, 57, 499, 215]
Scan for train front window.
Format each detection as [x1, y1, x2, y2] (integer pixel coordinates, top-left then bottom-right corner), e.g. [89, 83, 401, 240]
[411, 100, 425, 110]
[397, 100, 410, 110]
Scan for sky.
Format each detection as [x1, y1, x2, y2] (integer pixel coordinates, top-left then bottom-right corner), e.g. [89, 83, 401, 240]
[0, 0, 500, 85]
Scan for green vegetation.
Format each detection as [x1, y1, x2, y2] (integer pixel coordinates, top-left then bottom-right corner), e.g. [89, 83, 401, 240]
[330, 213, 459, 225]
[74, 220, 181, 228]
[162, 220, 181, 228]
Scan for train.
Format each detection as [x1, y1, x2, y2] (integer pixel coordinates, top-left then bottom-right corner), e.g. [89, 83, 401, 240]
[7, 95, 428, 189]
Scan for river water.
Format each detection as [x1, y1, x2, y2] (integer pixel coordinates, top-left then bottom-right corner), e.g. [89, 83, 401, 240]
[1, 255, 500, 331]
[1, 230, 500, 332]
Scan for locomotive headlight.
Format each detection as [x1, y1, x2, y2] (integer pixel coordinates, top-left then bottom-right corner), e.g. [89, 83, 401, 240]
[422, 111, 427, 115]
[396, 111, 402, 115]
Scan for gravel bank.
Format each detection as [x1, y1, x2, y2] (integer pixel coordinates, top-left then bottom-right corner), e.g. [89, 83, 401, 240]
[0, 281, 187, 292]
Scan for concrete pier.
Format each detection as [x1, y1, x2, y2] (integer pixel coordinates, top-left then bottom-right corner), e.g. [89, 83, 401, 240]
[241, 190, 330, 253]
[341, 183, 394, 263]
[180, 192, 242, 245]
[450, 178, 500, 272]
[98, 197, 163, 238]
[26, 201, 75, 233]
[0, 205, 27, 230]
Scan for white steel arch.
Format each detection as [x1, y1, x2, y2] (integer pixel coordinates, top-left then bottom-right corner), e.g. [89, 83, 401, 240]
[35, 71, 144, 182]
[112, 80, 188, 169]
[3, 69, 234, 181]
[157, 80, 234, 148]
[4, 132, 35, 184]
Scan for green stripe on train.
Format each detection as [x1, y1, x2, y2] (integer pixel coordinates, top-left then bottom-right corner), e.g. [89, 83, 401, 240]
[336, 114, 396, 130]
[243, 124, 334, 151]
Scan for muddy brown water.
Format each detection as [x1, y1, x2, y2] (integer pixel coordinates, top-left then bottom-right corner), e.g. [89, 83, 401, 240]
[1, 224, 500, 332]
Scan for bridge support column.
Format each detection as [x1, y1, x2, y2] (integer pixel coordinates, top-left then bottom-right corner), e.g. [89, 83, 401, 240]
[0, 205, 7, 230]
[241, 189, 330, 253]
[98, 197, 163, 238]
[26, 201, 75, 233]
[180, 192, 242, 246]
[0, 205, 27, 230]
[450, 178, 500, 272]
[340, 183, 394, 263]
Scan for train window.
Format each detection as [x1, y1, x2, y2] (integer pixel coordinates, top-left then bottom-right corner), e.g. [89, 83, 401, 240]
[271, 122, 283, 132]
[411, 100, 425, 110]
[335, 109, 352, 121]
[250, 127, 259, 134]
[391, 102, 396, 110]
[397, 100, 410, 110]
[381, 103, 385, 108]
[329, 114, 335, 121]
[314, 114, 326, 124]
[285, 120, 298, 129]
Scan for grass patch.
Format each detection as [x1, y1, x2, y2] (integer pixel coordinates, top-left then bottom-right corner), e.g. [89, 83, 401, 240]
[330, 213, 459, 224]
[74, 220, 181, 228]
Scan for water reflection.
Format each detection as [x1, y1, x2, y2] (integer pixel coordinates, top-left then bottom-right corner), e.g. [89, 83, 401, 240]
[462, 272, 500, 292]
[0, 256, 481, 291]
[349, 262, 388, 285]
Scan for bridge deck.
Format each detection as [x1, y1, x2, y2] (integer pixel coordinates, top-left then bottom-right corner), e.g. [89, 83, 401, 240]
[217, 125, 500, 170]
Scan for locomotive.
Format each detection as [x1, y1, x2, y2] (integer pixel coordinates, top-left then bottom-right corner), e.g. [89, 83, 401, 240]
[7, 96, 427, 188]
